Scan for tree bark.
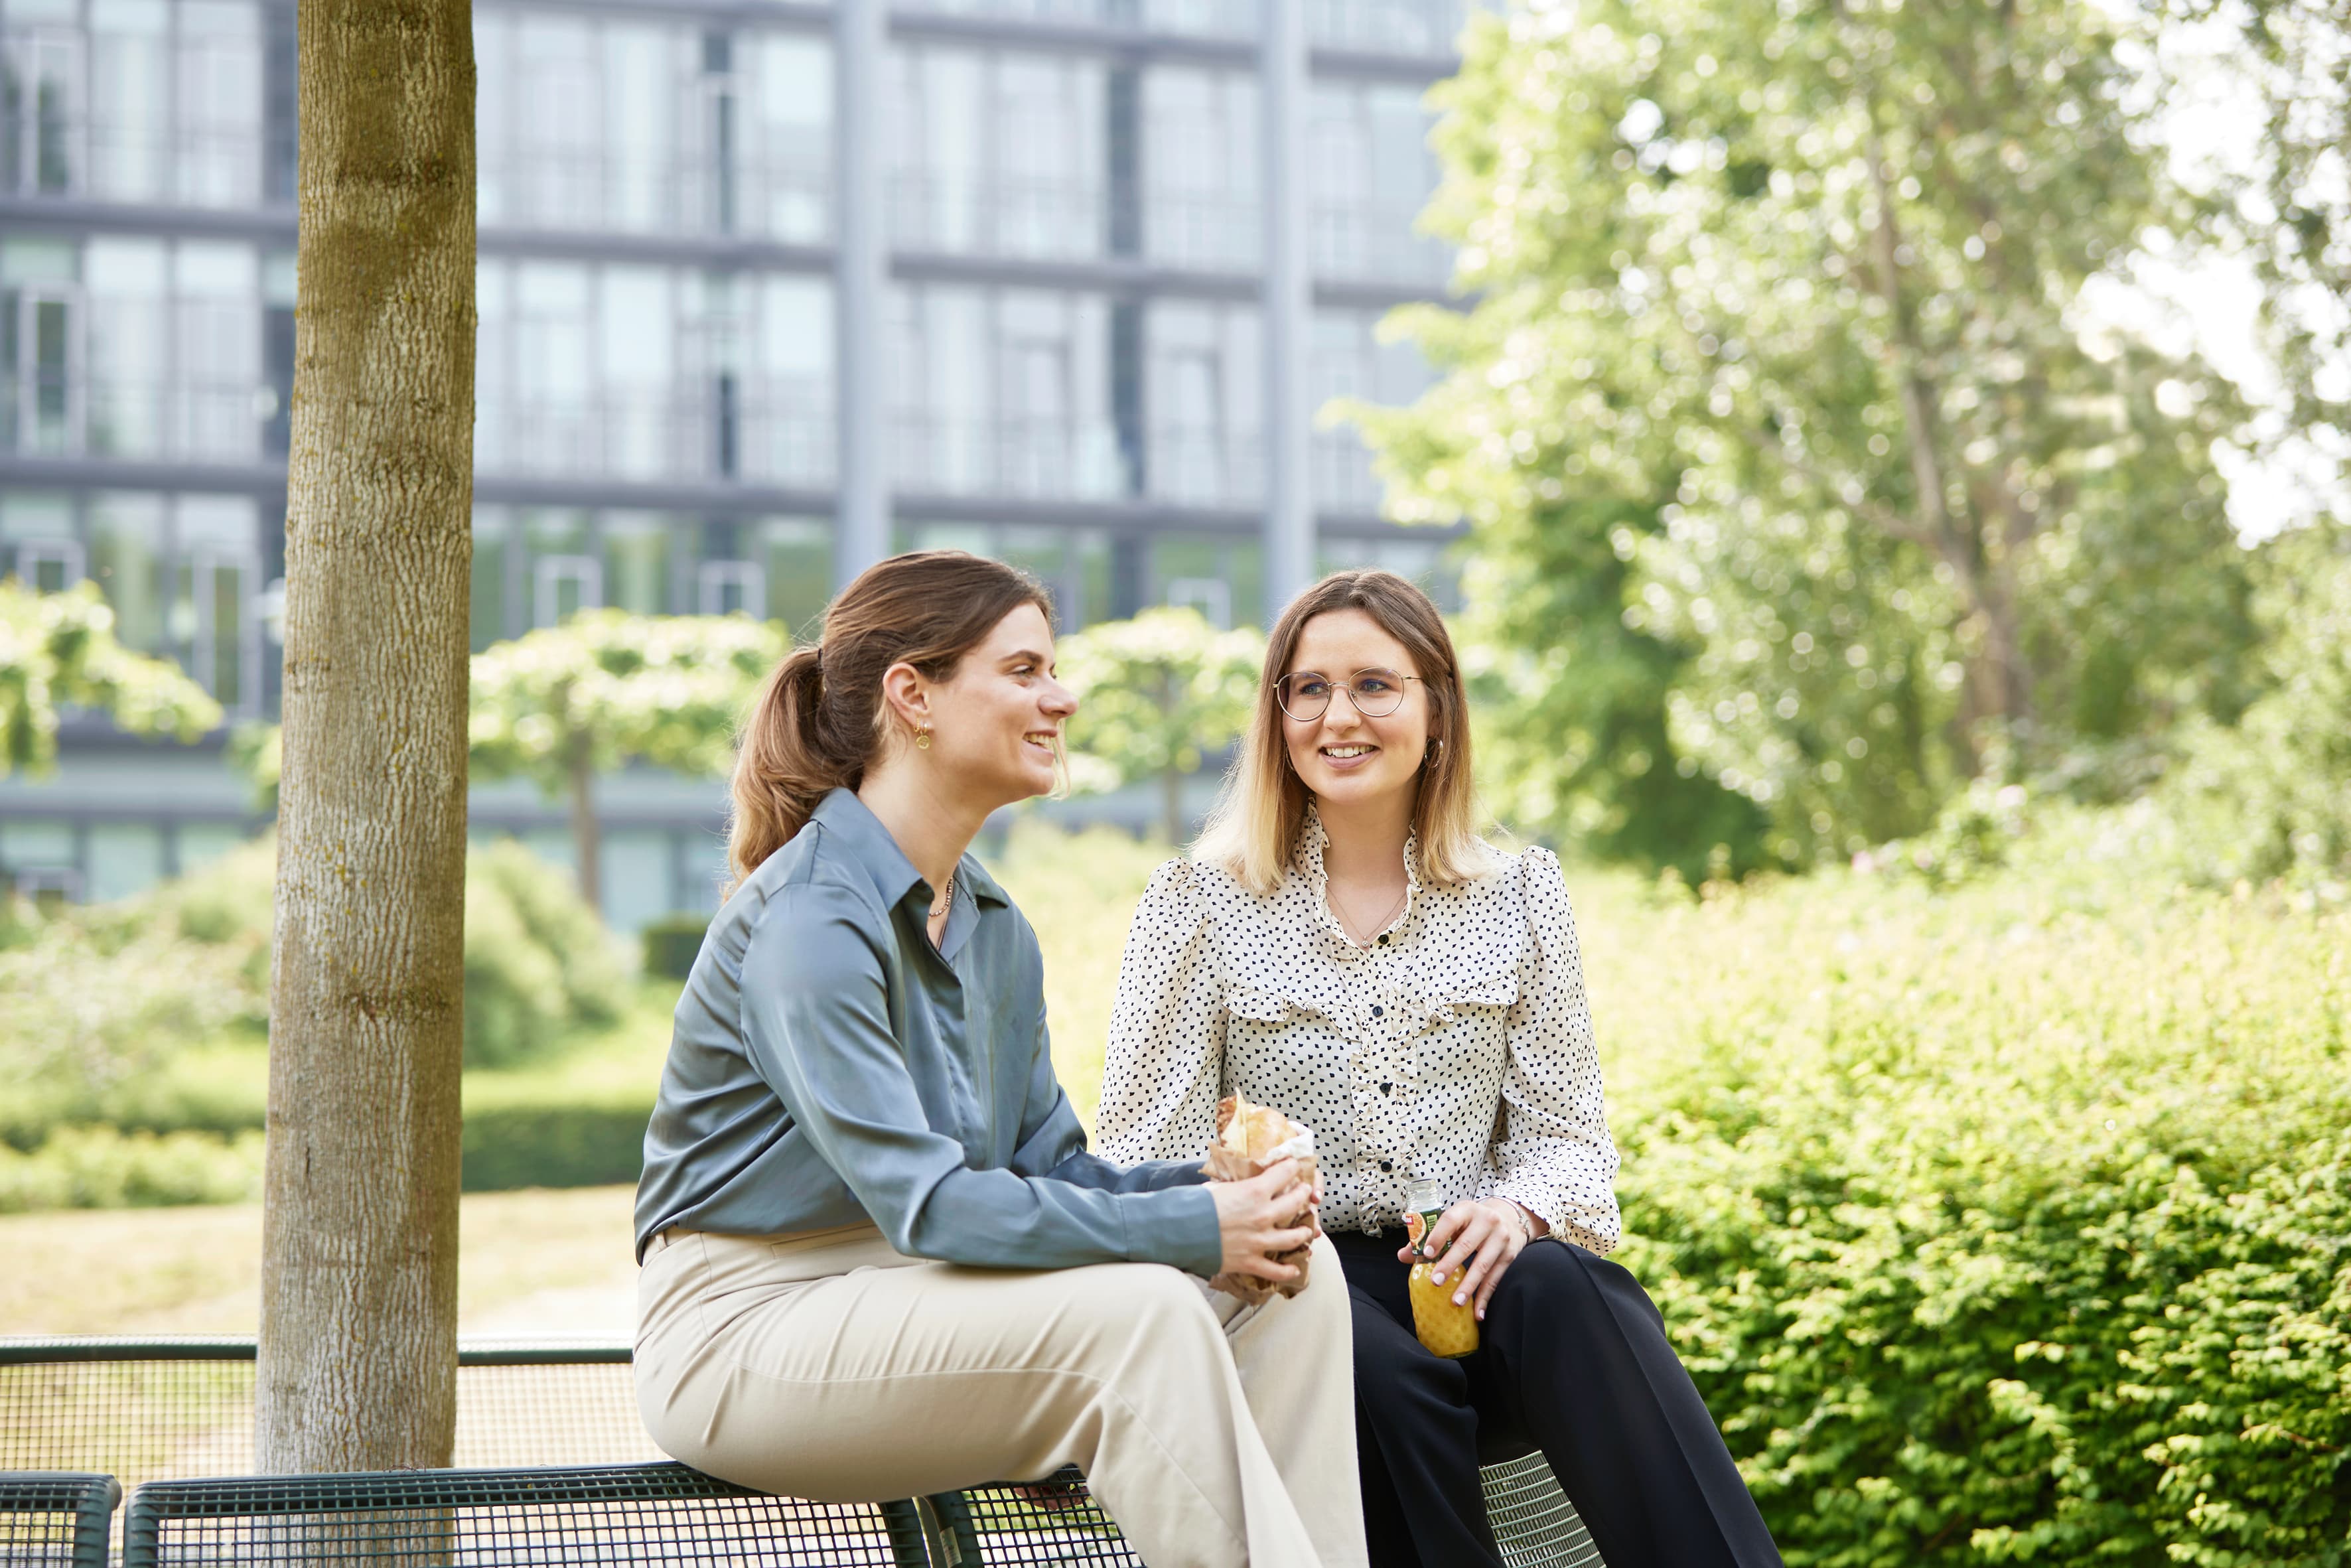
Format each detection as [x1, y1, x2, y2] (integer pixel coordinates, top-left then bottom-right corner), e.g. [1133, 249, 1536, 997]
[568, 732, 601, 916]
[258, 0, 475, 1474]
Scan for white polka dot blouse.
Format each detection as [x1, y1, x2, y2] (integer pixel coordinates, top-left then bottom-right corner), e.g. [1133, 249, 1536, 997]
[1096, 806, 1622, 1253]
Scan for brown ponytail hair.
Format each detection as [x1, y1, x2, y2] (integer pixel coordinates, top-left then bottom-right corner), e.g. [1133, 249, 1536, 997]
[727, 549, 1054, 892]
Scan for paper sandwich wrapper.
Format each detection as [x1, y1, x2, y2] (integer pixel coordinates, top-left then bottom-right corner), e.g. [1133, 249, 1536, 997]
[1202, 1093, 1318, 1304]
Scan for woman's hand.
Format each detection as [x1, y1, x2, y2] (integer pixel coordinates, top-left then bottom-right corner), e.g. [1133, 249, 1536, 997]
[1396, 1198, 1545, 1320]
[1208, 1157, 1318, 1283]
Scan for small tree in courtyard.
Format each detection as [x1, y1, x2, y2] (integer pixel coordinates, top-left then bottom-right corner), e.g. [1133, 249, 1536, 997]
[0, 581, 221, 776]
[468, 612, 789, 913]
[1058, 608, 1265, 845]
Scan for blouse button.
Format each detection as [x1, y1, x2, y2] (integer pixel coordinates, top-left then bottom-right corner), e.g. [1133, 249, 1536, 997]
[1370, 1005, 1385, 1018]
[1377, 934, 1389, 945]
[1378, 1159, 1393, 1173]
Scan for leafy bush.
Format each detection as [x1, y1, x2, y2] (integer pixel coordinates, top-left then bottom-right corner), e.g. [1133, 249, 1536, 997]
[0, 1127, 265, 1212]
[640, 912, 712, 981]
[2131, 523, 2351, 892]
[459, 1096, 652, 1192]
[0, 837, 634, 1151]
[1589, 865, 2351, 1565]
[463, 839, 629, 1067]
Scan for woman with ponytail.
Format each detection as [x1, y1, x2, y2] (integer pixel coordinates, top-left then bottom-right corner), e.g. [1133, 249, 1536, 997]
[634, 551, 1366, 1568]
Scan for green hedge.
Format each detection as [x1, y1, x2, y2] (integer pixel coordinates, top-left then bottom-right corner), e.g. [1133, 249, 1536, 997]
[0, 1098, 651, 1210]
[459, 1096, 650, 1192]
[0, 1127, 265, 1212]
[1595, 863, 2351, 1567]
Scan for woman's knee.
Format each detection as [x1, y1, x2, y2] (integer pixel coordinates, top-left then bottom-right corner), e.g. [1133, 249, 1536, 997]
[1491, 1239, 1664, 1333]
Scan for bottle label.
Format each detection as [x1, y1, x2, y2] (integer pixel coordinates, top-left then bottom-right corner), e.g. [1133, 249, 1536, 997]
[1403, 1204, 1445, 1259]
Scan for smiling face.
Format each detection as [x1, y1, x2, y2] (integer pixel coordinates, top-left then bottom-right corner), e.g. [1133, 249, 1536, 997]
[1279, 607, 1431, 812]
[920, 602, 1074, 808]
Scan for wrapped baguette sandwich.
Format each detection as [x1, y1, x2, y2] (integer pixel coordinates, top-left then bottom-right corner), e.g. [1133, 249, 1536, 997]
[1203, 1092, 1318, 1304]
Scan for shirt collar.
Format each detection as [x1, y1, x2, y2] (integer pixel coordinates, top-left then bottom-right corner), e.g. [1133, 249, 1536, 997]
[808, 787, 1009, 916]
[1295, 801, 1424, 948]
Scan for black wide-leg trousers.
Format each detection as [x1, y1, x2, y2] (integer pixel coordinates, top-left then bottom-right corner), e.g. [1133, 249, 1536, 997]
[1330, 1228, 1782, 1568]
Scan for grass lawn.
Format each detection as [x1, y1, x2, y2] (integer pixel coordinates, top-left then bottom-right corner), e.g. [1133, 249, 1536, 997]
[0, 1185, 640, 1336]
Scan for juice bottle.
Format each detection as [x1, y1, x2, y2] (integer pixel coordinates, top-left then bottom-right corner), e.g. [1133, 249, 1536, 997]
[1403, 1176, 1480, 1358]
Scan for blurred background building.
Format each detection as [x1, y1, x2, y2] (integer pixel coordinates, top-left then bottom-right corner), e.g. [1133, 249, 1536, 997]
[0, 0, 1468, 922]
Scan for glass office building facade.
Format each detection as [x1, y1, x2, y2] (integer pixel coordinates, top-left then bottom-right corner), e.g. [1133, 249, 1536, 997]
[0, 0, 1468, 922]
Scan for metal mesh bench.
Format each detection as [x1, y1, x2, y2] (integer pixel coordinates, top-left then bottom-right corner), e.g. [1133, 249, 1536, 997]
[0, 1472, 119, 1568]
[0, 1336, 659, 1496]
[931, 1452, 1602, 1568]
[121, 1463, 930, 1568]
[13, 1334, 1604, 1565]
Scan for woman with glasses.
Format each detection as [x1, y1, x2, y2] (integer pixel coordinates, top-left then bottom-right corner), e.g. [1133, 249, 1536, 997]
[1096, 569, 1782, 1568]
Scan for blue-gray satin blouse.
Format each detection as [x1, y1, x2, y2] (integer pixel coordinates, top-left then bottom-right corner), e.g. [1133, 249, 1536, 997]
[633, 787, 1222, 1275]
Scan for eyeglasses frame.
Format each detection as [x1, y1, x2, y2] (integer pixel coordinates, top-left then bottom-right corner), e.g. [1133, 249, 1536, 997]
[1274, 666, 1429, 723]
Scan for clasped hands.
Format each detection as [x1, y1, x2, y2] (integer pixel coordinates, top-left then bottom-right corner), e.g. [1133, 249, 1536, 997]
[1206, 1157, 1320, 1289]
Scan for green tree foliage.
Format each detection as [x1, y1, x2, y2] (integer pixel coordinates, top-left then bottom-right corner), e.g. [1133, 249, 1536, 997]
[2173, 0, 2350, 470]
[1057, 608, 1265, 845]
[0, 581, 222, 776]
[2144, 520, 2351, 885]
[468, 612, 789, 910]
[1364, 0, 2258, 867]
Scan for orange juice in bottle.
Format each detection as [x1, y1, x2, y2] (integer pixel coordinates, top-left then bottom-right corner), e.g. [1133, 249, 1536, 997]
[1403, 1176, 1479, 1357]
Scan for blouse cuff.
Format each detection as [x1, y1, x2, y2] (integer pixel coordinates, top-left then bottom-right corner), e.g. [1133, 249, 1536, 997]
[1482, 1174, 1610, 1253]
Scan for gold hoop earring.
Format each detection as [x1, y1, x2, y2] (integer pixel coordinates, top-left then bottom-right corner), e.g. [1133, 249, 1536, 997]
[914, 727, 932, 750]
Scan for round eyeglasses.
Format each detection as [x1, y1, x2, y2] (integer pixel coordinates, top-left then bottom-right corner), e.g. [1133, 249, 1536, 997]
[1275, 668, 1424, 723]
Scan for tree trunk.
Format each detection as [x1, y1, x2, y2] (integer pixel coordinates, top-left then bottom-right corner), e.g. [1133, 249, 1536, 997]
[258, 0, 475, 1474]
[569, 735, 601, 917]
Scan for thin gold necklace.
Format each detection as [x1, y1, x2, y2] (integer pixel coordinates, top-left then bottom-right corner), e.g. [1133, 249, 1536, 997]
[1338, 882, 1408, 946]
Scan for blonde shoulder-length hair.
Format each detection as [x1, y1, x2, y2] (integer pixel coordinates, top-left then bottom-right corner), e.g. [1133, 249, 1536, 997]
[1195, 569, 1490, 896]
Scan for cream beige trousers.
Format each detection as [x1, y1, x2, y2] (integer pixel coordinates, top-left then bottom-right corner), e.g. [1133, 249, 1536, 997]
[636, 1222, 1368, 1568]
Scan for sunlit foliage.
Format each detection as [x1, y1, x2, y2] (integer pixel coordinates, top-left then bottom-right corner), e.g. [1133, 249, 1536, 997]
[1364, 0, 2260, 870]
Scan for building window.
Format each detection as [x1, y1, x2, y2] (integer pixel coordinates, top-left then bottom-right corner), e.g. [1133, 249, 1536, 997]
[534, 551, 602, 628]
[3, 490, 80, 591]
[889, 45, 1105, 261]
[697, 557, 762, 619]
[1146, 301, 1261, 507]
[1141, 67, 1259, 271]
[601, 510, 672, 616]
[889, 285, 1119, 502]
[1, 270, 80, 455]
[476, 259, 833, 486]
[1, 23, 80, 194]
[471, 506, 511, 651]
[1309, 80, 1448, 286]
[1311, 309, 1434, 515]
[173, 492, 262, 715]
[1151, 533, 1262, 630]
[474, 13, 826, 241]
[754, 516, 831, 638]
[1305, 0, 1469, 55]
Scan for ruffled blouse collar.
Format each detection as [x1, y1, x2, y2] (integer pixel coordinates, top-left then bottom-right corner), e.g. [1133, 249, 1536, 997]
[1295, 801, 1424, 950]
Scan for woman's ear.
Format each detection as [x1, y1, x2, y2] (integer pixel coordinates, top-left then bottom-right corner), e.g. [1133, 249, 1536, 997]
[877, 662, 932, 739]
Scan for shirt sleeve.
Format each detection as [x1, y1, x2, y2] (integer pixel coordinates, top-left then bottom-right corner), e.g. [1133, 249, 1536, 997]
[1010, 997, 1215, 1197]
[740, 876, 1224, 1277]
[1479, 847, 1623, 1255]
[1095, 859, 1227, 1165]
